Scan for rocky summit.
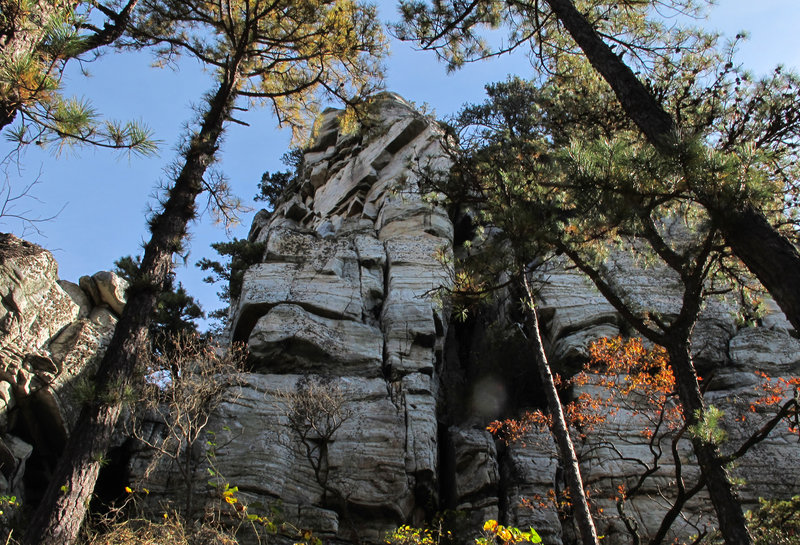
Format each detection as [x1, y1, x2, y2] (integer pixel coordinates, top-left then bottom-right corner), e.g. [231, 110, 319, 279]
[2, 93, 799, 545]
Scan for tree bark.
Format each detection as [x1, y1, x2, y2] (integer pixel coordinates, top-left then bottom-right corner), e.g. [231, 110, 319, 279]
[23, 65, 239, 545]
[543, 0, 800, 335]
[663, 339, 753, 545]
[522, 274, 600, 545]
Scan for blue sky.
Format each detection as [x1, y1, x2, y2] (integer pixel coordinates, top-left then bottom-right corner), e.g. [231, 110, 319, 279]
[2, 0, 799, 326]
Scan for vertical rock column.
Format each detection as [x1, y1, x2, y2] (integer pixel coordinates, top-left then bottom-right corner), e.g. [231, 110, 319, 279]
[214, 93, 454, 540]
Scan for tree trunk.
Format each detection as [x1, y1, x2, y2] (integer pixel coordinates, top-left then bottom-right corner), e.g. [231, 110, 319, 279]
[664, 338, 753, 545]
[522, 274, 599, 545]
[711, 203, 800, 332]
[560, 243, 752, 544]
[543, 0, 800, 335]
[23, 66, 239, 545]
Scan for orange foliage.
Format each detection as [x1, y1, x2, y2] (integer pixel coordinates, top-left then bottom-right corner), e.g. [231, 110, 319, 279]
[488, 337, 680, 444]
[744, 371, 800, 434]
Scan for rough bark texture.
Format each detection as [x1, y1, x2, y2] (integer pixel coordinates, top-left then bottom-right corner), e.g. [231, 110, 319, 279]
[710, 203, 800, 333]
[665, 340, 753, 545]
[544, 0, 800, 336]
[523, 275, 599, 545]
[22, 66, 239, 545]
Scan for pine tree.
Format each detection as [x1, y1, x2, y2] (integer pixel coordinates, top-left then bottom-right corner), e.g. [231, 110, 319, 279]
[0, 0, 156, 152]
[395, 0, 800, 389]
[451, 72, 756, 544]
[23, 1, 385, 543]
[115, 254, 203, 347]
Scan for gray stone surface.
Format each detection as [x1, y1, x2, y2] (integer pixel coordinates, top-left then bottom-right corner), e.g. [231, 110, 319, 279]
[4, 92, 795, 545]
[210, 93, 800, 545]
[0, 234, 121, 502]
[134, 93, 454, 541]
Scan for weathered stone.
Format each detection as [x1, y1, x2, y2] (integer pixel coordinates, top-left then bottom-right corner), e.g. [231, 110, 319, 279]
[121, 92, 800, 545]
[0, 235, 78, 362]
[233, 262, 363, 340]
[91, 270, 128, 315]
[728, 327, 800, 372]
[378, 200, 453, 241]
[0, 434, 32, 495]
[0, 235, 119, 503]
[58, 280, 92, 318]
[449, 428, 499, 503]
[79, 274, 102, 307]
[248, 304, 383, 376]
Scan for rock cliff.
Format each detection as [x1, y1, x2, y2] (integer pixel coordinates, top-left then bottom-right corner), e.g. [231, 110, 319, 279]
[0, 233, 126, 507]
[137, 92, 797, 544]
[4, 92, 800, 545]
[216, 93, 800, 545]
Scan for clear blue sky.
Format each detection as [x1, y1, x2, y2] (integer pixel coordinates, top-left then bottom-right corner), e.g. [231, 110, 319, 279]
[1, 0, 798, 327]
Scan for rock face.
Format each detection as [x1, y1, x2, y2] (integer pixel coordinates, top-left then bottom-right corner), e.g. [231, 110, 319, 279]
[134, 92, 800, 545]
[229, 94, 452, 540]
[130, 92, 795, 545]
[8, 92, 797, 545]
[0, 233, 125, 506]
[132, 93, 454, 541]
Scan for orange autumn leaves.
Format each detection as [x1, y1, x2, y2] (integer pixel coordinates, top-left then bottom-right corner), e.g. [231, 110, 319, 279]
[488, 337, 679, 443]
[488, 336, 800, 445]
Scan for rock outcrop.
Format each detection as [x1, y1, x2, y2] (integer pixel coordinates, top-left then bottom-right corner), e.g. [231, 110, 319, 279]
[133, 92, 797, 544]
[0, 233, 125, 505]
[132, 92, 800, 545]
[133, 93, 454, 541]
[6, 92, 800, 545]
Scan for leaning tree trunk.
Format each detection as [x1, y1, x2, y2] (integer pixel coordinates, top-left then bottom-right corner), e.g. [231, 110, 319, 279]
[663, 338, 753, 545]
[543, 0, 800, 336]
[23, 64, 240, 545]
[521, 274, 600, 545]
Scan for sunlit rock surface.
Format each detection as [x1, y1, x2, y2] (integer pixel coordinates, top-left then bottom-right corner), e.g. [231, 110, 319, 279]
[181, 93, 799, 544]
[0, 233, 124, 504]
[5, 92, 798, 545]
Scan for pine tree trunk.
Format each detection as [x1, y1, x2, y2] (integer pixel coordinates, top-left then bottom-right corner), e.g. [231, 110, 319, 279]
[664, 339, 753, 545]
[522, 275, 599, 545]
[709, 203, 800, 333]
[23, 66, 239, 545]
[543, 0, 800, 335]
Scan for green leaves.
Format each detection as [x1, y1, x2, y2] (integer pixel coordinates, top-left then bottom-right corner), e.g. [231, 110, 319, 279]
[689, 405, 728, 445]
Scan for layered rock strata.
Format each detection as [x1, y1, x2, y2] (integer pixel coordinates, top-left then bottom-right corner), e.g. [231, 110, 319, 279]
[128, 92, 800, 544]
[134, 93, 455, 541]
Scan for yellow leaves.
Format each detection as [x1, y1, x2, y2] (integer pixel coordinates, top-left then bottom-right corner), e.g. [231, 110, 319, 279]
[222, 486, 239, 506]
[478, 520, 542, 545]
[385, 524, 437, 545]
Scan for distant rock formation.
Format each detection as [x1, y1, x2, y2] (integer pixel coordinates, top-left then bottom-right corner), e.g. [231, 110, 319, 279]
[0, 233, 125, 507]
